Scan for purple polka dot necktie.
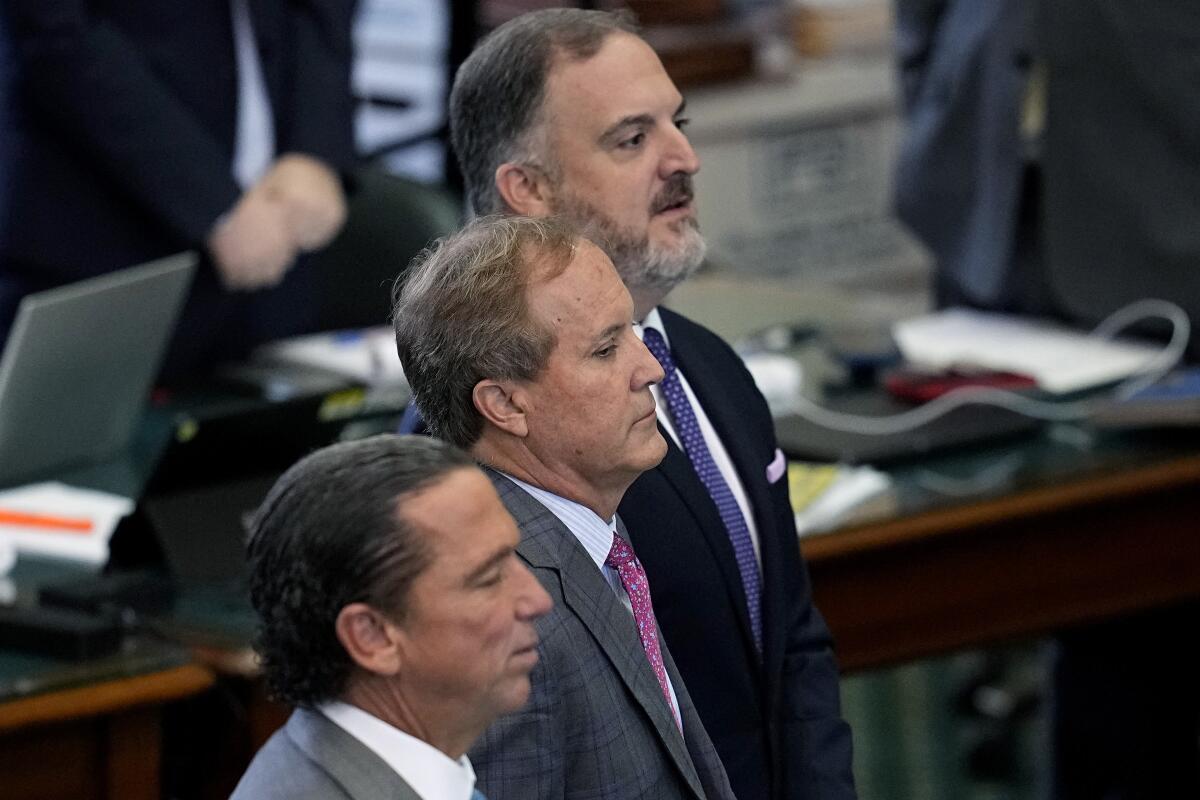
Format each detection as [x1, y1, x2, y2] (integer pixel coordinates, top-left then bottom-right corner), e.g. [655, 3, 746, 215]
[641, 326, 763, 653]
[606, 531, 681, 730]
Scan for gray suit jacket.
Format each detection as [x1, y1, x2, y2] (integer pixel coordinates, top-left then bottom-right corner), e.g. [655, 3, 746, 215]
[231, 707, 423, 800]
[470, 469, 737, 800]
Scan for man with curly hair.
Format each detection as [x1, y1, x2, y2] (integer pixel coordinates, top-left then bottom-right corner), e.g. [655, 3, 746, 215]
[231, 434, 552, 800]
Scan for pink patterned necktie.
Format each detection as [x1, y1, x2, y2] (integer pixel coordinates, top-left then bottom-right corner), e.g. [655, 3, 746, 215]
[606, 531, 680, 730]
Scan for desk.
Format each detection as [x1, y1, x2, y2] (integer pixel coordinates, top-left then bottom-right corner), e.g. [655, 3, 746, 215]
[0, 655, 212, 799]
[798, 425, 1200, 673]
[1, 556, 215, 799]
[0, 378, 414, 798]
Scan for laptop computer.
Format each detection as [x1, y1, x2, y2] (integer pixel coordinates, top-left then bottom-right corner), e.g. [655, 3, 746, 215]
[0, 253, 196, 486]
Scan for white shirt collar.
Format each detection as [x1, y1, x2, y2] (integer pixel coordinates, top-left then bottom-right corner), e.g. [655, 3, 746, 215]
[504, 473, 617, 572]
[319, 700, 477, 800]
[502, 473, 687, 732]
[636, 306, 671, 350]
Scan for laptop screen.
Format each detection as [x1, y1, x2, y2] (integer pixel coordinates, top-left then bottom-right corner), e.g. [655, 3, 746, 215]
[0, 253, 196, 486]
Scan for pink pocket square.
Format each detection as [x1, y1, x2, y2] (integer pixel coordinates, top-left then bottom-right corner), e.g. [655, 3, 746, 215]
[766, 448, 786, 484]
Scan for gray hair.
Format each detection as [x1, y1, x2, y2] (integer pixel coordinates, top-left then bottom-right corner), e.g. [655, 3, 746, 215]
[449, 8, 639, 216]
[246, 434, 475, 708]
[392, 215, 578, 448]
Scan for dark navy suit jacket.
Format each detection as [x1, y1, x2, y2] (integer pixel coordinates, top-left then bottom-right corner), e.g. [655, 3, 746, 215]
[0, 0, 357, 377]
[619, 307, 855, 800]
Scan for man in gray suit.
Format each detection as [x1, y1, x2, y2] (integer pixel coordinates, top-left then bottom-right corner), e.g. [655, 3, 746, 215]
[404, 11, 855, 799]
[231, 434, 553, 800]
[393, 215, 737, 800]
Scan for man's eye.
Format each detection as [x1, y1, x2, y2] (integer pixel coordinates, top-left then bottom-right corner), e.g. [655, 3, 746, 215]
[594, 344, 617, 358]
[477, 570, 503, 588]
[619, 133, 645, 149]
[674, 117, 690, 131]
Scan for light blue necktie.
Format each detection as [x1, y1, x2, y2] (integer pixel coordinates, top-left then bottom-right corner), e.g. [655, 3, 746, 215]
[642, 327, 763, 652]
[471, 790, 487, 800]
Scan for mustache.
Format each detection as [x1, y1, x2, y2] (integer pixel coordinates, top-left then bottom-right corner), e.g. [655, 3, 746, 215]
[651, 173, 694, 214]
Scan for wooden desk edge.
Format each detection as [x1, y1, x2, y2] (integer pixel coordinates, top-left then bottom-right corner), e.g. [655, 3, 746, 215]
[0, 663, 214, 731]
[801, 453, 1200, 561]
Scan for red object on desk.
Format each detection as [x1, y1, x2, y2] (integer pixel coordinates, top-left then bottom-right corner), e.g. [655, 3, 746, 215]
[0, 509, 94, 533]
[884, 367, 1038, 404]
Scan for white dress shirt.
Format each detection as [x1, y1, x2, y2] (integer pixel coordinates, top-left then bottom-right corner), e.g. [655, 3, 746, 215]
[637, 307, 761, 566]
[320, 700, 478, 800]
[506, 475, 683, 730]
[230, 0, 276, 188]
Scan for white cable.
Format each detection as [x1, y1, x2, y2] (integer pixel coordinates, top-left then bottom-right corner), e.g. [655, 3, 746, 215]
[782, 299, 1191, 436]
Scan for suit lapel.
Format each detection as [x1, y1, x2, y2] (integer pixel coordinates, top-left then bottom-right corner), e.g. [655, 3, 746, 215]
[487, 470, 707, 800]
[285, 708, 423, 800]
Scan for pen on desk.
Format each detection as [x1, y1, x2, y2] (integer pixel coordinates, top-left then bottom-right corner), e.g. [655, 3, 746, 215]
[0, 509, 94, 533]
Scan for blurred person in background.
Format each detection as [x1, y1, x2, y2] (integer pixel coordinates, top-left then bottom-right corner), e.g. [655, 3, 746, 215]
[893, 1, 1200, 796]
[0, 1, 358, 383]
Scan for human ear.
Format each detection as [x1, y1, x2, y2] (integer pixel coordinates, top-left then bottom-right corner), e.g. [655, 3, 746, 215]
[495, 162, 554, 217]
[335, 603, 402, 676]
[473, 379, 530, 438]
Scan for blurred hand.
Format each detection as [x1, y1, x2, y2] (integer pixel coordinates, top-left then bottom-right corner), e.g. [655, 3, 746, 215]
[259, 153, 347, 252]
[206, 187, 298, 291]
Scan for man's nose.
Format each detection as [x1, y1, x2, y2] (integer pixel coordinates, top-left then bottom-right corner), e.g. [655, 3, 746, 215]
[634, 337, 666, 389]
[516, 563, 552, 620]
[660, 124, 700, 178]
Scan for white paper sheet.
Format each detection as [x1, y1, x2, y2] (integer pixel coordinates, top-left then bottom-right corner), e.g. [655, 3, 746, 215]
[893, 309, 1163, 394]
[253, 326, 406, 386]
[0, 482, 134, 564]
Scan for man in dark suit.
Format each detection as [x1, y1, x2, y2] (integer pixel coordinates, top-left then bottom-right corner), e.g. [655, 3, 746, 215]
[442, 10, 856, 799]
[232, 434, 552, 800]
[393, 215, 737, 800]
[0, 1, 356, 380]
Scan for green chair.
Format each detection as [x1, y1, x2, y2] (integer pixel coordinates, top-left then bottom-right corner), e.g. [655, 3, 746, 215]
[308, 167, 462, 332]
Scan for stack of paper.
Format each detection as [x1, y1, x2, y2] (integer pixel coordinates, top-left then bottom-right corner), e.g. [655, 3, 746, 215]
[893, 309, 1162, 395]
[0, 539, 13, 577]
[0, 482, 134, 565]
[253, 326, 406, 387]
[789, 461, 894, 536]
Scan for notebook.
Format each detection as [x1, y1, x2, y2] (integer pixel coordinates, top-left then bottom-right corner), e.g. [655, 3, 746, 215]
[0, 253, 196, 486]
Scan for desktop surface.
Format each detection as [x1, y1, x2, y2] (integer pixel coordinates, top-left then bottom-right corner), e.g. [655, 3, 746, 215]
[0, 555, 197, 703]
[125, 405, 1200, 674]
[796, 418, 1200, 672]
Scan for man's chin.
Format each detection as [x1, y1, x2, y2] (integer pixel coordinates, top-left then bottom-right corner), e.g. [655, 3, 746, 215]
[638, 246, 706, 294]
[497, 676, 534, 715]
[639, 431, 669, 470]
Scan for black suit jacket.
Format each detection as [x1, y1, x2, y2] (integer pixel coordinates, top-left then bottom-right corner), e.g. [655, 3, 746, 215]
[0, 0, 357, 375]
[619, 307, 855, 800]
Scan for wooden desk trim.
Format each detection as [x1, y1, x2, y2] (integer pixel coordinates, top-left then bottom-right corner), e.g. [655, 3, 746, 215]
[801, 454, 1200, 673]
[804, 453, 1200, 560]
[0, 663, 213, 731]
